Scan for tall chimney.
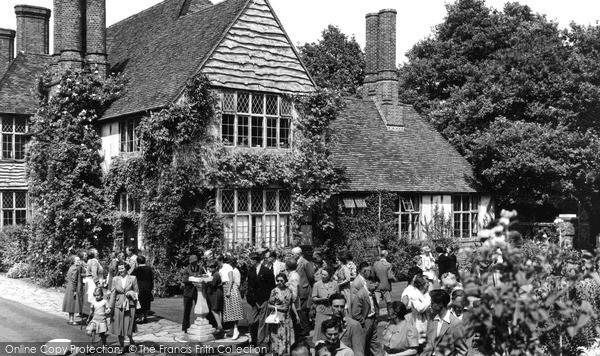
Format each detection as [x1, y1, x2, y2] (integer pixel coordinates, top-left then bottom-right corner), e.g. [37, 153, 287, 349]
[85, 0, 107, 77]
[376, 9, 399, 123]
[0, 29, 16, 75]
[363, 9, 401, 126]
[53, 0, 62, 56]
[59, 0, 84, 71]
[364, 13, 379, 98]
[14, 5, 51, 55]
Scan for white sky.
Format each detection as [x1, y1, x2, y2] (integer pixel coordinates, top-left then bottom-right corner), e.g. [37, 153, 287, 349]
[1, 0, 599, 63]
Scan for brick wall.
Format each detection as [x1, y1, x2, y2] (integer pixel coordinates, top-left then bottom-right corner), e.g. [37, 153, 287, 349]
[85, 0, 107, 77]
[0, 29, 15, 75]
[53, 0, 62, 55]
[59, 0, 84, 71]
[14, 5, 51, 55]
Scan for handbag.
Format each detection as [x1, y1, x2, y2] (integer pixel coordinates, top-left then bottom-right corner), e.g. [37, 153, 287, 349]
[265, 306, 281, 324]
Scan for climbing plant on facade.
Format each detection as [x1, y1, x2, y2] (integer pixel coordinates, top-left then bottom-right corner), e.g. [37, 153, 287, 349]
[26, 68, 125, 286]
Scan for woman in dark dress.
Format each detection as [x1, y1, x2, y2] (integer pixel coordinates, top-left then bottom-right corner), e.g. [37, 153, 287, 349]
[62, 255, 81, 324]
[206, 261, 223, 334]
[131, 255, 154, 324]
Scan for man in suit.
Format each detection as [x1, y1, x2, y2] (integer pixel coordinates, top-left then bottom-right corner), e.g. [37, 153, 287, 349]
[320, 293, 365, 356]
[350, 261, 372, 301]
[372, 250, 396, 318]
[292, 246, 314, 337]
[422, 289, 468, 356]
[351, 276, 380, 356]
[247, 252, 276, 347]
[181, 254, 206, 332]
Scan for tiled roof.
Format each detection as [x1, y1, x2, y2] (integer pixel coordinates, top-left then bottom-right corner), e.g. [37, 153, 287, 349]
[0, 162, 27, 189]
[0, 53, 50, 114]
[332, 98, 479, 193]
[103, 0, 249, 119]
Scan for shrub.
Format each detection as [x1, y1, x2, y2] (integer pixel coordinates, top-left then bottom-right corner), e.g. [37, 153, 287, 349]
[464, 210, 598, 356]
[0, 225, 29, 272]
[7, 262, 32, 279]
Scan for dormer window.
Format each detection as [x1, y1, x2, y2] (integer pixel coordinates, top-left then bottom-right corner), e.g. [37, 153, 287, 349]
[221, 91, 292, 149]
[0, 115, 28, 160]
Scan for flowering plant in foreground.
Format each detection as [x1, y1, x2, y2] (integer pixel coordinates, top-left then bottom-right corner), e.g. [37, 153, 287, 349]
[462, 210, 598, 356]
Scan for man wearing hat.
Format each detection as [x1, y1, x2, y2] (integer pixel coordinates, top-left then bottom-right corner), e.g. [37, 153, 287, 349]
[181, 254, 206, 332]
[247, 251, 275, 347]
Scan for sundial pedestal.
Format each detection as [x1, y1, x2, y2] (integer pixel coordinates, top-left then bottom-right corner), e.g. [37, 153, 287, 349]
[187, 276, 216, 342]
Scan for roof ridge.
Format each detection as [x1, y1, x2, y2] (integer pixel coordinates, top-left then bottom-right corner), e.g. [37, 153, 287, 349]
[107, 0, 179, 30]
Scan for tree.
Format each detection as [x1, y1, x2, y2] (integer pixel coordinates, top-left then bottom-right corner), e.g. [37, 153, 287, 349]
[299, 25, 365, 95]
[399, 0, 600, 225]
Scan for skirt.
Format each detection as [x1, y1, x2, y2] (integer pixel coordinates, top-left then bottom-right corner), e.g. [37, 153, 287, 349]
[223, 285, 244, 322]
[110, 307, 137, 336]
[208, 288, 224, 312]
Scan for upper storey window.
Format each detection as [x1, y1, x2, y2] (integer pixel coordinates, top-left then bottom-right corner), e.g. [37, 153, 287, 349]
[221, 91, 292, 149]
[119, 118, 141, 153]
[1, 116, 28, 160]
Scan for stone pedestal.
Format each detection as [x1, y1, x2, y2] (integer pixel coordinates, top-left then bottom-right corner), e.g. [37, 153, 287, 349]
[188, 276, 216, 342]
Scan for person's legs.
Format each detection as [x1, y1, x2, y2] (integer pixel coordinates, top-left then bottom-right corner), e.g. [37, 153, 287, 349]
[182, 293, 197, 331]
[364, 317, 380, 356]
[256, 301, 269, 347]
[383, 290, 392, 318]
[249, 302, 260, 346]
[232, 320, 239, 339]
[297, 296, 311, 337]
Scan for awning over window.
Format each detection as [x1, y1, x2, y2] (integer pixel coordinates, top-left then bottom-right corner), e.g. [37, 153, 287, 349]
[354, 197, 367, 208]
[343, 198, 356, 209]
[342, 196, 366, 209]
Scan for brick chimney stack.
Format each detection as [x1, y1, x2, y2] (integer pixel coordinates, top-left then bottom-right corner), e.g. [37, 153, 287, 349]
[14, 5, 51, 55]
[53, 0, 62, 56]
[0, 29, 16, 75]
[363, 9, 401, 126]
[58, 0, 84, 71]
[85, 0, 107, 77]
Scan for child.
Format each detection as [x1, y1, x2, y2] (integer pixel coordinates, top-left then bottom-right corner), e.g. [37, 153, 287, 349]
[87, 287, 109, 346]
[206, 261, 224, 335]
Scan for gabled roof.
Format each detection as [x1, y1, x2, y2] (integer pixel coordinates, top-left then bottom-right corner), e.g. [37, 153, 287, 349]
[0, 53, 50, 114]
[332, 98, 478, 193]
[104, 0, 250, 119]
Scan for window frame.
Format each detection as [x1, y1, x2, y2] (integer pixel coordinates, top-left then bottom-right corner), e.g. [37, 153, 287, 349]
[220, 91, 293, 149]
[0, 191, 28, 227]
[0, 115, 29, 161]
[396, 195, 421, 240]
[119, 117, 141, 153]
[219, 189, 292, 250]
[452, 195, 480, 238]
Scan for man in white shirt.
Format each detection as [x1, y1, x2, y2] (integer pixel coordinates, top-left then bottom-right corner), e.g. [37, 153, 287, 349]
[422, 289, 468, 356]
[401, 274, 431, 350]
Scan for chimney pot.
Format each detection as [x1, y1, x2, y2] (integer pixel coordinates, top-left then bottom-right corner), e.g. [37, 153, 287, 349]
[14, 5, 51, 55]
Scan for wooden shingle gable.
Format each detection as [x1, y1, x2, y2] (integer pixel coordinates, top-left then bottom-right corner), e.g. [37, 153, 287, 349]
[200, 0, 315, 94]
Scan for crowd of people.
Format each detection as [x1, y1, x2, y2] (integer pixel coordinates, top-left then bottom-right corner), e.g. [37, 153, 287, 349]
[62, 244, 472, 355]
[61, 247, 153, 353]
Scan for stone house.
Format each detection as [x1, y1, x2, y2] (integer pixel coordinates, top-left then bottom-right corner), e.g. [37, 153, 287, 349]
[0, 0, 493, 249]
